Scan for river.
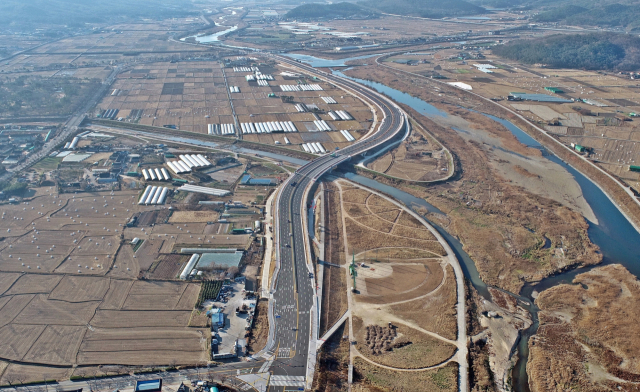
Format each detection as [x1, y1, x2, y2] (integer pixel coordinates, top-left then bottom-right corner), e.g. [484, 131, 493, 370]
[181, 25, 239, 43]
[290, 52, 640, 392]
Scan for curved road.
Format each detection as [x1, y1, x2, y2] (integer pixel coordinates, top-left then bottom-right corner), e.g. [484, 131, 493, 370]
[265, 55, 408, 389]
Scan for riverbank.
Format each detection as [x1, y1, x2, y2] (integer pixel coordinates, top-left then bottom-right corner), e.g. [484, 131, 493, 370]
[528, 264, 640, 391]
[342, 65, 602, 295]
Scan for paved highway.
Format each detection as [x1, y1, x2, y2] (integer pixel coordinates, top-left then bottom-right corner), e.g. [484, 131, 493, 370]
[264, 55, 407, 390]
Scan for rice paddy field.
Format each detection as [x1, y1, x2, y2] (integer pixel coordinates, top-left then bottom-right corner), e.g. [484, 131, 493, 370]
[96, 59, 373, 154]
[0, 184, 256, 381]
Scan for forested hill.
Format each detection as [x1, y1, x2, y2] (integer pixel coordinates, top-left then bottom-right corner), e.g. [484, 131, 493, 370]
[492, 33, 640, 71]
[285, 2, 377, 19]
[532, 2, 640, 30]
[361, 0, 486, 19]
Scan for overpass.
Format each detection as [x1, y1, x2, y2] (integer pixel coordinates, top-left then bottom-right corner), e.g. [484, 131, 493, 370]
[262, 55, 408, 390]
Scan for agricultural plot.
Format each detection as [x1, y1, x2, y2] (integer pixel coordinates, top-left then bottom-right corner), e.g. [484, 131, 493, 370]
[0, 183, 221, 376]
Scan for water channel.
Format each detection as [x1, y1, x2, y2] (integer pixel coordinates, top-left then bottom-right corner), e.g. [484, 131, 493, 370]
[290, 52, 640, 392]
[181, 25, 239, 43]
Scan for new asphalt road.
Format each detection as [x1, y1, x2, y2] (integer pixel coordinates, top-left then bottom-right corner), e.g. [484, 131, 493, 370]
[266, 55, 406, 390]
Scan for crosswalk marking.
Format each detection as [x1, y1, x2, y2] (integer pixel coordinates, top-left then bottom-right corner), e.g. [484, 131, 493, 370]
[269, 375, 306, 387]
[258, 360, 273, 373]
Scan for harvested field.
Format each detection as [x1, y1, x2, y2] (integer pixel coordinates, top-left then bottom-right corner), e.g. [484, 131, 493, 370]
[49, 276, 110, 302]
[352, 358, 458, 392]
[22, 325, 85, 365]
[4, 274, 63, 295]
[345, 217, 445, 256]
[169, 210, 219, 223]
[188, 309, 210, 327]
[129, 280, 187, 296]
[0, 273, 20, 295]
[0, 363, 71, 384]
[389, 265, 457, 341]
[353, 316, 456, 369]
[13, 294, 99, 325]
[132, 239, 163, 271]
[136, 211, 158, 226]
[146, 254, 187, 279]
[77, 327, 207, 365]
[99, 279, 133, 310]
[175, 283, 200, 310]
[122, 293, 182, 310]
[0, 324, 46, 360]
[90, 310, 192, 327]
[0, 295, 36, 327]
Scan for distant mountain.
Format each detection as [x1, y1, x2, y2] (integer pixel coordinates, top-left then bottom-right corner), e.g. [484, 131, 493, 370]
[285, 2, 377, 19]
[361, 0, 486, 18]
[0, 0, 195, 31]
[532, 4, 588, 22]
[493, 33, 640, 71]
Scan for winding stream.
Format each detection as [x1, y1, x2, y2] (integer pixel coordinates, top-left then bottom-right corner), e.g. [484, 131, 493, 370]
[290, 53, 640, 391]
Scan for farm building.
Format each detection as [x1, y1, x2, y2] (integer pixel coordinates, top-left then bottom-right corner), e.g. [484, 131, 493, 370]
[240, 174, 276, 186]
[196, 250, 244, 269]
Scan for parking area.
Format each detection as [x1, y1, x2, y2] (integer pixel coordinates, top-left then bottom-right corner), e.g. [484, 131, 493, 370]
[211, 281, 257, 357]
